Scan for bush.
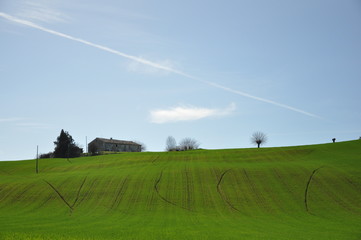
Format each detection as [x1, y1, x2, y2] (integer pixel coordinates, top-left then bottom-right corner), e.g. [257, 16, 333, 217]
[39, 152, 53, 159]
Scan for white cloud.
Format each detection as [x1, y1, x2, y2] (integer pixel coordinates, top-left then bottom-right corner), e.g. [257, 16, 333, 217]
[150, 103, 236, 124]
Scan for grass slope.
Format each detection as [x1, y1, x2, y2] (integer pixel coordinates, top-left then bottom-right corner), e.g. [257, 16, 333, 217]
[0, 141, 360, 240]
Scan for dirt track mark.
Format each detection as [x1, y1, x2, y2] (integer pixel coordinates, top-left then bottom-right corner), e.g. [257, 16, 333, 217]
[0, 169, 11, 175]
[71, 176, 87, 208]
[184, 168, 194, 211]
[151, 156, 160, 163]
[304, 167, 323, 213]
[242, 169, 270, 212]
[110, 176, 129, 210]
[344, 177, 361, 194]
[13, 182, 36, 202]
[43, 180, 73, 211]
[217, 169, 241, 213]
[272, 168, 300, 204]
[154, 170, 191, 211]
[154, 171, 178, 207]
[77, 178, 98, 206]
[44, 176, 88, 212]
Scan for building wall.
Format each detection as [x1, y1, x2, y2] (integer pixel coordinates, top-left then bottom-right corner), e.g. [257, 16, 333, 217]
[88, 139, 141, 153]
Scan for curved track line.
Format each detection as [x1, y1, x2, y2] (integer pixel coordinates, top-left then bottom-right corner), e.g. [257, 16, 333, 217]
[154, 171, 191, 211]
[217, 169, 241, 213]
[304, 167, 323, 213]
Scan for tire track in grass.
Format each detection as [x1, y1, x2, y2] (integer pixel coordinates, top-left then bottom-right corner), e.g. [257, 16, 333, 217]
[43, 176, 88, 213]
[304, 167, 323, 214]
[196, 167, 215, 212]
[272, 168, 301, 210]
[312, 169, 361, 214]
[71, 176, 87, 209]
[109, 176, 129, 210]
[77, 178, 98, 206]
[154, 170, 192, 211]
[13, 182, 36, 202]
[242, 169, 270, 213]
[184, 167, 194, 211]
[216, 169, 242, 213]
[232, 169, 252, 215]
[151, 156, 160, 164]
[35, 195, 53, 210]
[43, 180, 73, 211]
[1, 183, 17, 202]
[0, 169, 11, 176]
[154, 170, 177, 208]
[337, 169, 361, 194]
[345, 178, 361, 193]
[257, 169, 290, 214]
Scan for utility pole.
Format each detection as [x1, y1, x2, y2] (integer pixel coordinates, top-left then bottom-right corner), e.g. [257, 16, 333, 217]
[86, 136, 88, 154]
[36, 145, 39, 174]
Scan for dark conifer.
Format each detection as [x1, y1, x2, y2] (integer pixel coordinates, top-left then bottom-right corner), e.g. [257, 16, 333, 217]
[53, 129, 83, 158]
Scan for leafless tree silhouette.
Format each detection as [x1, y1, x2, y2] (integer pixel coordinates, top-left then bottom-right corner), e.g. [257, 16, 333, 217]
[179, 138, 200, 151]
[251, 131, 267, 148]
[165, 136, 177, 151]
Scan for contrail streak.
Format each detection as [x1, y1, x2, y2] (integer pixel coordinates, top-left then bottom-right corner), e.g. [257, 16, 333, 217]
[0, 12, 320, 118]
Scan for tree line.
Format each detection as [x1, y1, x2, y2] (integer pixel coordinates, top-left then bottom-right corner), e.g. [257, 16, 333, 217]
[165, 136, 200, 151]
[165, 131, 267, 152]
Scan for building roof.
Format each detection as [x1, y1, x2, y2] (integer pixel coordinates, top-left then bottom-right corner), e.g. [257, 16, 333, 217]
[93, 138, 141, 146]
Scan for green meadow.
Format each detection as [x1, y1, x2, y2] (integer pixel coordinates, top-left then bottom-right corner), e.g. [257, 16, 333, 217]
[0, 140, 360, 240]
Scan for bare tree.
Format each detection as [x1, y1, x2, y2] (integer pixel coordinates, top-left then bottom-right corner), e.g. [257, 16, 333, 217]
[251, 131, 267, 148]
[165, 136, 177, 151]
[179, 138, 200, 151]
[134, 141, 146, 152]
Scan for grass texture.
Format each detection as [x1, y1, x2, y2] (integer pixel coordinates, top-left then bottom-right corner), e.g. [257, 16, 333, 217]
[0, 140, 360, 239]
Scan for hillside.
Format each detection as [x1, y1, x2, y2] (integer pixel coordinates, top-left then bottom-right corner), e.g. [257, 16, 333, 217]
[0, 140, 360, 240]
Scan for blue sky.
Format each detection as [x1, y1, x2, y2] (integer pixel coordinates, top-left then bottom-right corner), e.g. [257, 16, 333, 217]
[1, 0, 360, 160]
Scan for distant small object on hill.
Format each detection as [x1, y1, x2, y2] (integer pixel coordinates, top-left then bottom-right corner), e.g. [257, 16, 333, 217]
[165, 136, 200, 151]
[88, 138, 142, 155]
[332, 138, 336, 143]
[251, 131, 267, 148]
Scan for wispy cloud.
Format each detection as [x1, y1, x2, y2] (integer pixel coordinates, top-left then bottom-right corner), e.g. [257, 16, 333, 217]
[0, 117, 50, 129]
[15, 0, 70, 23]
[0, 117, 23, 123]
[15, 122, 51, 129]
[150, 103, 236, 124]
[0, 12, 321, 119]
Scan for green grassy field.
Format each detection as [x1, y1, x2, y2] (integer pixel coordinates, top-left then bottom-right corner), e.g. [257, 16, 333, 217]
[0, 140, 360, 240]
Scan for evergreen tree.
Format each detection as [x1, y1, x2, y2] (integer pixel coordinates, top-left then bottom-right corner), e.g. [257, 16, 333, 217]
[53, 129, 83, 158]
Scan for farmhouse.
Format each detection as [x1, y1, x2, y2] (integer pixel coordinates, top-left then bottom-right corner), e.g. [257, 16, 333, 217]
[88, 138, 141, 153]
